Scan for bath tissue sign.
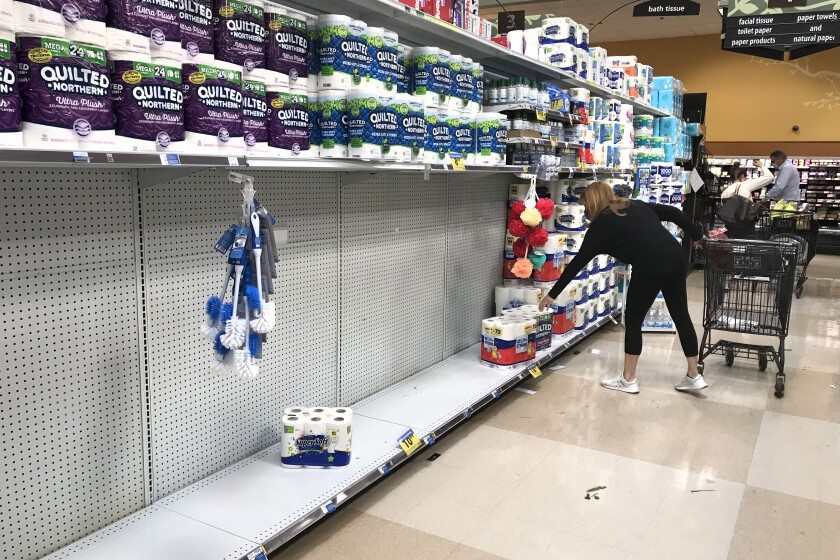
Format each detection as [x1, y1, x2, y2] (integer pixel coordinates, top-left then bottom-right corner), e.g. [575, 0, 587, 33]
[633, 0, 701, 17]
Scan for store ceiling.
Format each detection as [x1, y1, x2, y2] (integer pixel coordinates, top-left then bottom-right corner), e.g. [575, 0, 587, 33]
[478, 0, 725, 43]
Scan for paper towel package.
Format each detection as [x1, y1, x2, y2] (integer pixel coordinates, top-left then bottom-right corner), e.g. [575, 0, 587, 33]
[111, 53, 184, 152]
[19, 37, 114, 150]
[0, 31, 21, 147]
[281, 408, 353, 467]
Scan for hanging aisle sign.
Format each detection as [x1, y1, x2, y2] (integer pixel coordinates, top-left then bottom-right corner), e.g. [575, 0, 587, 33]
[723, 0, 840, 59]
[633, 0, 701, 17]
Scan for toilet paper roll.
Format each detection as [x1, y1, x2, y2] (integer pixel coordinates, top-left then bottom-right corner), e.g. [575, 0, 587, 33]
[494, 286, 510, 309]
[262, 69, 289, 88]
[509, 287, 525, 307]
[281, 415, 306, 458]
[0, 0, 11, 30]
[107, 27, 151, 55]
[523, 287, 541, 306]
[332, 407, 353, 418]
[574, 302, 587, 330]
[523, 28, 541, 59]
[507, 29, 524, 54]
[283, 407, 308, 416]
[327, 416, 352, 453]
[62, 0, 107, 47]
[13, 1, 65, 37]
[305, 416, 327, 438]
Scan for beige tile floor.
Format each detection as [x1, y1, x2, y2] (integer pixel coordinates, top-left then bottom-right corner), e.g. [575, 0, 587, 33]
[274, 255, 840, 560]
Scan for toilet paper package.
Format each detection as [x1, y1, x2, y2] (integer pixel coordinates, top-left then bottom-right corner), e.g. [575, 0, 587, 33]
[242, 78, 268, 153]
[304, 94, 319, 157]
[423, 107, 450, 164]
[267, 86, 309, 156]
[111, 53, 184, 152]
[411, 46, 450, 108]
[106, 0, 181, 59]
[450, 55, 474, 112]
[539, 42, 576, 73]
[481, 317, 536, 367]
[558, 203, 586, 231]
[397, 44, 410, 94]
[399, 94, 424, 162]
[533, 233, 565, 283]
[551, 283, 576, 335]
[19, 37, 114, 150]
[450, 112, 475, 165]
[317, 15, 369, 90]
[367, 28, 400, 92]
[62, 0, 107, 46]
[475, 111, 507, 165]
[281, 408, 353, 467]
[347, 88, 398, 160]
[541, 17, 574, 45]
[214, 0, 266, 73]
[318, 89, 347, 158]
[182, 60, 243, 153]
[13, 0, 65, 37]
[181, 0, 214, 62]
[523, 27, 540, 59]
[0, 32, 21, 147]
[266, 7, 308, 88]
[0, 1, 12, 31]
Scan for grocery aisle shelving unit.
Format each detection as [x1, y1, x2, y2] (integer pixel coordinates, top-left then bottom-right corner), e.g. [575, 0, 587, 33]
[4, 2, 675, 559]
[43, 315, 619, 560]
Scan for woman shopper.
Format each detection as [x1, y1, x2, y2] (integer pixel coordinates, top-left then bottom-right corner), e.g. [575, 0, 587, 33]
[720, 159, 774, 239]
[539, 182, 705, 394]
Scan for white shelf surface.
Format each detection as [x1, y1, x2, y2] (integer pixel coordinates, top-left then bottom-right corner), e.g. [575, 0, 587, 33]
[43, 506, 260, 560]
[45, 314, 617, 560]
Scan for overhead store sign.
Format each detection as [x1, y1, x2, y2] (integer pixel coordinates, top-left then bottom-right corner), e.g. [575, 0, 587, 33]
[633, 0, 701, 17]
[498, 10, 526, 34]
[723, 0, 840, 59]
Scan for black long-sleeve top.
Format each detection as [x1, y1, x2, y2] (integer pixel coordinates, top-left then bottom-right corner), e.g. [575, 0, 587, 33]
[548, 201, 703, 299]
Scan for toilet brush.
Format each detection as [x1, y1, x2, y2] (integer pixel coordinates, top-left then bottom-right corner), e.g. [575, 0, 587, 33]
[202, 264, 233, 340]
[249, 212, 274, 333]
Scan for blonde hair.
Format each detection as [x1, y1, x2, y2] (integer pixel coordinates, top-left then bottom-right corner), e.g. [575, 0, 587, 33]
[580, 181, 629, 219]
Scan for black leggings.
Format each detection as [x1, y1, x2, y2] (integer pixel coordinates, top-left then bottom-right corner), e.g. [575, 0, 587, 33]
[624, 267, 698, 357]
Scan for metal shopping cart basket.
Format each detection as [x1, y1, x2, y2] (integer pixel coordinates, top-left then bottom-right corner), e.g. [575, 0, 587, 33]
[764, 210, 818, 298]
[699, 238, 799, 398]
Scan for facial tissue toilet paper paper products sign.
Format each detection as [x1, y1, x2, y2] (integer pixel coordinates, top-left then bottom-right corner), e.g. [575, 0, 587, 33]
[112, 55, 184, 151]
[18, 37, 114, 150]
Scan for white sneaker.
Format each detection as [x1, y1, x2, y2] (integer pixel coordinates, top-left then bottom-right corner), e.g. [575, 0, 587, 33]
[600, 373, 639, 394]
[675, 373, 708, 392]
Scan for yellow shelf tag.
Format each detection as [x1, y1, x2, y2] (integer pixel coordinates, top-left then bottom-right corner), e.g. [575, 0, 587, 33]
[528, 365, 542, 378]
[451, 157, 466, 171]
[399, 430, 421, 456]
[550, 135, 558, 148]
[535, 109, 547, 121]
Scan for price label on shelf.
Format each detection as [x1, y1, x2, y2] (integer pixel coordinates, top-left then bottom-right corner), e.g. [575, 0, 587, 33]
[72, 151, 90, 163]
[160, 153, 181, 166]
[535, 109, 547, 121]
[246, 547, 268, 560]
[549, 135, 558, 148]
[451, 157, 466, 171]
[398, 430, 421, 456]
[528, 365, 542, 378]
[551, 99, 565, 112]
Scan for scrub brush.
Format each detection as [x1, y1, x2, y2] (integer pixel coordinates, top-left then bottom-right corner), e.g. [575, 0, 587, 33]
[210, 332, 230, 373]
[248, 212, 274, 333]
[233, 301, 259, 378]
[201, 264, 233, 340]
[221, 263, 247, 349]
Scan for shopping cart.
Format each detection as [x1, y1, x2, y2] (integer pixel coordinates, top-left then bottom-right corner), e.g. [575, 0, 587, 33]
[762, 210, 818, 298]
[699, 238, 799, 398]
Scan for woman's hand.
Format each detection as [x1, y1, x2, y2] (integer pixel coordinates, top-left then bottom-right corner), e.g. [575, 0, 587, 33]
[753, 159, 763, 168]
[539, 295, 555, 311]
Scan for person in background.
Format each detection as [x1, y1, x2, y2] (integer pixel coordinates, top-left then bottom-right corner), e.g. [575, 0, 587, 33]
[765, 150, 801, 202]
[539, 182, 705, 394]
[720, 159, 774, 239]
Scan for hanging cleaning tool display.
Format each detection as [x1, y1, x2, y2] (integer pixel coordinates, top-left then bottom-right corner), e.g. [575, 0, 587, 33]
[203, 172, 280, 377]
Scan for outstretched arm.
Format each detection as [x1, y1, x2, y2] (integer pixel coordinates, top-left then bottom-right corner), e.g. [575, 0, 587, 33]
[649, 203, 702, 241]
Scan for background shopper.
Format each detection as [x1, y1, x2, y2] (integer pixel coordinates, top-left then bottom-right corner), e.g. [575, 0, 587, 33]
[721, 159, 774, 239]
[766, 150, 801, 202]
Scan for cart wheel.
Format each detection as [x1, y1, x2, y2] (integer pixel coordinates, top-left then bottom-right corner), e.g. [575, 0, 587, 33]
[758, 351, 768, 372]
[795, 284, 804, 299]
[774, 379, 785, 398]
[725, 348, 735, 367]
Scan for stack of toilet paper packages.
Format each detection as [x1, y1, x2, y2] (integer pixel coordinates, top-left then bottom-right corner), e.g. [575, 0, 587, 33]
[481, 305, 553, 367]
[530, 17, 590, 83]
[606, 57, 653, 104]
[280, 407, 353, 468]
